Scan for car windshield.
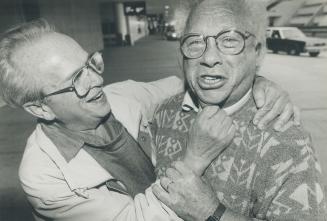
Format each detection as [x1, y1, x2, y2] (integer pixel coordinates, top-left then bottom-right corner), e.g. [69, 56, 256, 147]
[282, 29, 306, 39]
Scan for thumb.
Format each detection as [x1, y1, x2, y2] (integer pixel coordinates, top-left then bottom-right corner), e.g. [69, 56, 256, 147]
[253, 86, 265, 108]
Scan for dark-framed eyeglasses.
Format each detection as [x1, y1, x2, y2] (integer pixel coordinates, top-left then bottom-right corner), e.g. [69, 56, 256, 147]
[180, 29, 256, 59]
[43, 51, 104, 99]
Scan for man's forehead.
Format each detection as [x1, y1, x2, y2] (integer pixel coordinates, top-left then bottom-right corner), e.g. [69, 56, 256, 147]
[186, 12, 241, 34]
[185, 0, 249, 33]
[11, 33, 87, 79]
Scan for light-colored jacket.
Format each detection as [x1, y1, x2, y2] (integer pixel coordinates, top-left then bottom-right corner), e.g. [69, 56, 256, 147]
[19, 77, 184, 221]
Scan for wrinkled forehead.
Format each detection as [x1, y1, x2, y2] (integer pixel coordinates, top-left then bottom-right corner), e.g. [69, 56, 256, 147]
[185, 0, 252, 35]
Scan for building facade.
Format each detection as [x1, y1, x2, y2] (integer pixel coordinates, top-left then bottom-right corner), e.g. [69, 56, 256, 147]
[268, 0, 327, 37]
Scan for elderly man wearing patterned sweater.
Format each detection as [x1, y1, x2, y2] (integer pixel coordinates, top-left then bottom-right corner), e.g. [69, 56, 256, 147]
[152, 0, 327, 221]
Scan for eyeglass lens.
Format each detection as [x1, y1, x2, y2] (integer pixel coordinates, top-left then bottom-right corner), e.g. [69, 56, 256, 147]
[182, 31, 246, 58]
[73, 53, 104, 97]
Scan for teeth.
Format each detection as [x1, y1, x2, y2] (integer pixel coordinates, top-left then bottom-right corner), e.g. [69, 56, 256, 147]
[202, 75, 223, 84]
[203, 76, 219, 80]
[203, 78, 221, 84]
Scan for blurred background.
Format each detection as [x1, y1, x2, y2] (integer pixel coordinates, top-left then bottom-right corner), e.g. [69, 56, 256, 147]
[0, 0, 327, 220]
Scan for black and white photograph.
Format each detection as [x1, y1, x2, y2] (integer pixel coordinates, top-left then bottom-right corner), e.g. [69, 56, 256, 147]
[0, 0, 327, 220]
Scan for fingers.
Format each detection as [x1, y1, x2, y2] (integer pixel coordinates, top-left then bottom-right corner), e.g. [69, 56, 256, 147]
[273, 103, 293, 131]
[257, 94, 287, 129]
[252, 78, 266, 108]
[152, 184, 171, 206]
[219, 116, 234, 137]
[225, 124, 236, 144]
[253, 92, 275, 126]
[275, 106, 301, 131]
[166, 167, 181, 181]
[160, 177, 175, 193]
[210, 108, 227, 124]
[208, 109, 230, 135]
[293, 106, 301, 126]
[253, 81, 281, 125]
[198, 106, 220, 120]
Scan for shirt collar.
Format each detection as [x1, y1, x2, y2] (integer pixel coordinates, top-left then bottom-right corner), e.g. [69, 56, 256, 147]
[40, 114, 123, 162]
[181, 89, 252, 115]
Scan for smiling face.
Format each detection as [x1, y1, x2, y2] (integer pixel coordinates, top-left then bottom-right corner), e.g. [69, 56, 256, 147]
[13, 33, 111, 130]
[183, 4, 262, 108]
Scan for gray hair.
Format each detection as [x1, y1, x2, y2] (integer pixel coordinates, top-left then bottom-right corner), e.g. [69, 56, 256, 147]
[0, 19, 55, 107]
[184, 0, 268, 53]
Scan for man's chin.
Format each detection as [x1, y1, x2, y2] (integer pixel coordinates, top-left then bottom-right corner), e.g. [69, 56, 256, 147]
[196, 90, 230, 107]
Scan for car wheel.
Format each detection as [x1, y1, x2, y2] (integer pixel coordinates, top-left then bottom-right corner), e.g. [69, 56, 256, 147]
[287, 46, 300, 56]
[273, 50, 278, 54]
[309, 52, 320, 57]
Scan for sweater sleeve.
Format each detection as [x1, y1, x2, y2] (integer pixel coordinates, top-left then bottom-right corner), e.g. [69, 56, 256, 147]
[260, 131, 327, 221]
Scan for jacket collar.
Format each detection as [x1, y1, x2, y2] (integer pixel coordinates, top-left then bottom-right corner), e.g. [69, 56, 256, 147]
[34, 124, 112, 191]
[40, 114, 124, 162]
[182, 89, 252, 115]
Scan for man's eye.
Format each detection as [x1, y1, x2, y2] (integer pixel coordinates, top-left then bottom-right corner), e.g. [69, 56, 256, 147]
[187, 39, 204, 47]
[221, 37, 239, 48]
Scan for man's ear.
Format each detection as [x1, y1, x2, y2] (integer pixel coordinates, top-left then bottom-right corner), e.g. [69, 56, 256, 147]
[23, 101, 56, 121]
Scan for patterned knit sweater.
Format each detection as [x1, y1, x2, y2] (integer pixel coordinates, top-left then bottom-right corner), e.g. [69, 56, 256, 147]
[152, 92, 327, 221]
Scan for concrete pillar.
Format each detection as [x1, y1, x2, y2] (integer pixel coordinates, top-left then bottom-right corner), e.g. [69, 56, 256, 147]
[115, 2, 128, 45]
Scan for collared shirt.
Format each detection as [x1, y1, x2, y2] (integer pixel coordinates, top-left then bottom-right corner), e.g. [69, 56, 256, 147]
[41, 114, 122, 162]
[153, 91, 326, 220]
[41, 113, 156, 197]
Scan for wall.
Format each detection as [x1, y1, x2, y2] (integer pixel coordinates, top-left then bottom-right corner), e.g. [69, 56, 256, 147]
[38, 0, 104, 53]
[0, 0, 24, 33]
[269, 0, 306, 26]
[0, 0, 25, 107]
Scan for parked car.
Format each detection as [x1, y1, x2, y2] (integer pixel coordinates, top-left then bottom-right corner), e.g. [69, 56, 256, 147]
[266, 27, 326, 57]
[164, 25, 180, 41]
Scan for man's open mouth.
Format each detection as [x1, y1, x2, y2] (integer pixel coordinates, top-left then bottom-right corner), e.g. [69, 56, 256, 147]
[87, 91, 104, 102]
[198, 75, 227, 89]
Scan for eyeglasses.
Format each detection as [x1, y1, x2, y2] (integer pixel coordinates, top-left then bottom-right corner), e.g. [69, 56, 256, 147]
[43, 51, 104, 98]
[180, 30, 256, 59]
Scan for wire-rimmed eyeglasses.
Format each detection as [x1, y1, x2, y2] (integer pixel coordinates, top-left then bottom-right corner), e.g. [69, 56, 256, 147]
[43, 51, 104, 99]
[180, 29, 256, 59]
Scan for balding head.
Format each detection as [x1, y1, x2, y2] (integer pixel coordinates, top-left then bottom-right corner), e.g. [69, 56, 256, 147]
[0, 19, 55, 107]
[184, 0, 267, 53]
[0, 19, 87, 107]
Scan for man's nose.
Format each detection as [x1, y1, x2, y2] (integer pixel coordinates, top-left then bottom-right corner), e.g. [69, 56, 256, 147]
[200, 38, 223, 67]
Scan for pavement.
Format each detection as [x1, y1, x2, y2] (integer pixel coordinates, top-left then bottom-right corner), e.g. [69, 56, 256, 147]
[0, 35, 326, 220]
